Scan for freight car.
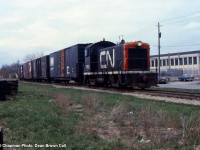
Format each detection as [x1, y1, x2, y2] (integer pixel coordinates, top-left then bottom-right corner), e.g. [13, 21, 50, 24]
[84, 40, 157, 88]
[18, 65, 24, 80]
[64, 44, 91, 84]
[32, 55, 50, 81]
[40, 55, 50, 81]
[49, 44, 90, 83]
[22, 61, 33, 80]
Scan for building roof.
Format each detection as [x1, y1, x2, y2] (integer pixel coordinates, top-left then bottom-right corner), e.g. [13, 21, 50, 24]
[151, 50, 200, 57]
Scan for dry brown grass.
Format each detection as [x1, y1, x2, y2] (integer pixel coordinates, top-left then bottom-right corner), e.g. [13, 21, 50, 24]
[179, 115, 200, 145]
[80, 93, 100, 115]
[36, 89, 50, 96]
[53, 93, 82, 113]
[52, 92, 200, 149]
[77, 101, 200, 149]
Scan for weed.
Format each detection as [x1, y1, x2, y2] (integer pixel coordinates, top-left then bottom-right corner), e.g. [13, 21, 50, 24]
[1, 82, 200, 149]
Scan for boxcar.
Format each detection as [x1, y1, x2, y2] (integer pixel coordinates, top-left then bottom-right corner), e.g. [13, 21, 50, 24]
[32, 58, 42, 80]
[49, 50, 65, 81]
[18, 65, 24, 80]
[32, 59, 37, 80]
[65, 44, 90, 84]
[41, 55, 50, 81]
[23, 61, 33, 80]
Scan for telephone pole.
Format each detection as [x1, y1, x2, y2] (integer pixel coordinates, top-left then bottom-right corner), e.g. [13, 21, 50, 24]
[157, 22, 161, 75]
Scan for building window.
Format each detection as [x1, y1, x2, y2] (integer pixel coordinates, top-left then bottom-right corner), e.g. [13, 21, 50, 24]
[193, 57, 197, 64]
[171, 58, 174, 66]
[163, 59, 166, 66]
[189, 57, 192, 65]
[184, 57, 187, 65]
[160, 60, 162, 66]
[179, 58, 183, 65]
[166, 59, 169, 66]
[175, 58, 178, 66]
[155, 59, 158, 67]
[151, 60, 154, 67]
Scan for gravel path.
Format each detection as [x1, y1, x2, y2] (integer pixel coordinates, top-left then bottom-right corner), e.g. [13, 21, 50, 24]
[52, 84, 200, 106]
[158, 80, 200, 89]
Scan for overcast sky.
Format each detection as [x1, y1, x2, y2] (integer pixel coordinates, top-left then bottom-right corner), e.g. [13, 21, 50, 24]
[1, 0, 200, 66]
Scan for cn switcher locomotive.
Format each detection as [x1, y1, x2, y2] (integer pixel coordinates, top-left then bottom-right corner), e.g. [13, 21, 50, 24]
[18, 39, 157, 89]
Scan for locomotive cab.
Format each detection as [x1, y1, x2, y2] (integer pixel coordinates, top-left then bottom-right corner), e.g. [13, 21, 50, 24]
[84, 40, 116, 85]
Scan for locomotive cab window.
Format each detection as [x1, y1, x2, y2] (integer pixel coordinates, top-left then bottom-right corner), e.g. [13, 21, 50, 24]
[50, 57, 54, 67]
[85, 49, 89, 57]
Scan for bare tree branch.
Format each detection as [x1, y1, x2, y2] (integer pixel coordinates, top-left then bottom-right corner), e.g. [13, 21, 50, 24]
[23, 52, 44, 62]
[0, 60, 20, 78]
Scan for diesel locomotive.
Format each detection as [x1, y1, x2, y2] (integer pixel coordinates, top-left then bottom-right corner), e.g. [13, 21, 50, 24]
[18, 39, 157, 89]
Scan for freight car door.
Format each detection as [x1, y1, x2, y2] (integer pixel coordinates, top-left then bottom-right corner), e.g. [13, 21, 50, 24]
[60, 49, 65, 77]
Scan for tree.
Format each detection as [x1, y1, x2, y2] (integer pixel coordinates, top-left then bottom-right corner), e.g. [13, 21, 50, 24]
[0, 64, 12, 78]
[23, 51, 44, 62]
[0, 61, 20, 78]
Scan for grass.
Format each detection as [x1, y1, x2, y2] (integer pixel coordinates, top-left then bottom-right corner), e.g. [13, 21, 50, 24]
[0, 82, 200, 149]
[151, 86, 200, 93]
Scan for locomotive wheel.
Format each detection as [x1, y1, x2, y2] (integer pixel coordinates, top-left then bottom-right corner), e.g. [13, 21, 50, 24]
[118, 83, 127, 88]
[84, 77, 90, 85]
[77, 80, 83, 85]
[104, 76, 110, 87]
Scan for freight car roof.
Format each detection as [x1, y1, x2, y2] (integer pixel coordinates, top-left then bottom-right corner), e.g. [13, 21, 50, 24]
[85, 40, 116, 50]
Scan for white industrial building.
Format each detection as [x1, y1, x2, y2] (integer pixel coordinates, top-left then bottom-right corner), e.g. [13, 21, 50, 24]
[150, 50, 200, 77]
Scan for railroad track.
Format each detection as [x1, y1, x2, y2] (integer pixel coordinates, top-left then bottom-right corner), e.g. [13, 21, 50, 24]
[54, 83, 200, 101]
[134, 90, 200, 101]
[81, 86, 200, 101]
[23, 81, 200, 101]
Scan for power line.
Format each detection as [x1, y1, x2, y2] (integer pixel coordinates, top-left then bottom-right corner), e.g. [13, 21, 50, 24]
[126, 11, 200, 44]
[161, 11, 200, 23]
[132, 25, 157, 34]
[133, 12, 200, 36]
[161, 44, 200, 47]
[153, 44, 200, 48]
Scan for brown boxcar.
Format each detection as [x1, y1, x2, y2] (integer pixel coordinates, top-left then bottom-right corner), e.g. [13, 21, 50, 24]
[18, 65, 24, 80]
[49, 49, 67, 81]
[23, 61, 33, 80]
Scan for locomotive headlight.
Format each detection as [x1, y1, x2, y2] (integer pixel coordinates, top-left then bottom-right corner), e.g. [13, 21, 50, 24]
[137, 41, 142, 47]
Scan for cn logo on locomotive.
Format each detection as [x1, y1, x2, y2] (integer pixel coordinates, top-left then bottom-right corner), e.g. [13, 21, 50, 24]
[100, 49, 115, 69]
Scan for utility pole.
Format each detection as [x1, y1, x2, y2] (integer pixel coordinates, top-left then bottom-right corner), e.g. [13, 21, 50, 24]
[157, 22, 161, 76]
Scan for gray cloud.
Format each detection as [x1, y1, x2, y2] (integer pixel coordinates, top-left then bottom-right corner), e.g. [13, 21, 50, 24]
[0, 0, 200, 66]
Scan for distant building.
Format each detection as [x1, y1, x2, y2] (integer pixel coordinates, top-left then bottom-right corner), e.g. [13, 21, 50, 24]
[150, 50, 200, 76]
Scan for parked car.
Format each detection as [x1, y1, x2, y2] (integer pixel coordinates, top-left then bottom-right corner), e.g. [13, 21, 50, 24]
[178, 74, 194, 81]
[158, 76, 170, 84]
